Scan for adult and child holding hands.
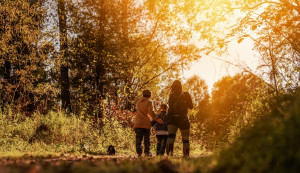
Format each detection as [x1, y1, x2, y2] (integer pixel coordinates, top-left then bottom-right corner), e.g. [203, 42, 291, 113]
[134, 80, 193, 157]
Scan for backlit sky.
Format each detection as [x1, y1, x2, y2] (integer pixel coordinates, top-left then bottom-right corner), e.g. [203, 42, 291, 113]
[183, 38, 260, 92]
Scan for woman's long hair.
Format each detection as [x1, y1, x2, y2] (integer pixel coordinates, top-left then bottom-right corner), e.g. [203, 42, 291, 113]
[171, 80, 182, 94]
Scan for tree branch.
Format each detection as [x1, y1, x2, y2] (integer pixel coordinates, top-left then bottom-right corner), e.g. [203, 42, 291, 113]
[229, 1, 283, 10]
[138, 43, 161, 70]
[137, 56, 188, 90]
[210, 55, 276, 91]
[262, 16, 300, 54]
[278, 0, 300, 14]
[295, 0, 300, 7]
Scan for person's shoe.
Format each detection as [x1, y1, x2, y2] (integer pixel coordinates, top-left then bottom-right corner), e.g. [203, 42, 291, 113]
[137, 153, 142, 158]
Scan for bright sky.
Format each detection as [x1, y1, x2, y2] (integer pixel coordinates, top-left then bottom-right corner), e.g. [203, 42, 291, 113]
[183, 38, 260, 92]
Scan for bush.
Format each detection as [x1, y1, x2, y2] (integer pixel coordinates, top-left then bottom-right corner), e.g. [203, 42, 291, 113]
[212, 92, 300, 173]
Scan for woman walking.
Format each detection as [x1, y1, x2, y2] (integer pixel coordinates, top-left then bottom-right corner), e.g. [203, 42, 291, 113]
[166, 80, 193, 157]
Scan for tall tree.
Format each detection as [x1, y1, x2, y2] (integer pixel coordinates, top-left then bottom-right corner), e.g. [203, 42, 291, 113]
[0, 0, 52, 114]
[183, 75, 210, 120]
[210, 73, 270, 142]
[184, 75, 209, 108]
[58, 0, 72, 112]
[65, 0, 200, 117]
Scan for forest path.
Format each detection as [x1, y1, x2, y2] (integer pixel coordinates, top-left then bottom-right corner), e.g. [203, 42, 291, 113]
[0, 154, 211, 173]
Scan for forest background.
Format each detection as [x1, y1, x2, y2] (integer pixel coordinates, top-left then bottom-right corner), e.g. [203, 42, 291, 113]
[0, 0, 299, 172]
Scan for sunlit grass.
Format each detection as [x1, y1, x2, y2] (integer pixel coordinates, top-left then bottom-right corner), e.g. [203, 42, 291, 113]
[0, 108, 207, 158]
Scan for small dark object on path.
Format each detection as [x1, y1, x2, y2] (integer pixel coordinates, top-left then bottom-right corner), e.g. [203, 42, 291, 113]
[158, 159, 179, 173]
[107, 145, 116, 155]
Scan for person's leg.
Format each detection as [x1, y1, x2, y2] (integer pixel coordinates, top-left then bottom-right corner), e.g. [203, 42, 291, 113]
[180, 128, 190, 157]
[166, 125, 178, 156]
[135, 128, 144, 155]
[156, 135, 162, 155]
[160, 135, 168, 155]
[143, 129, 151, 155]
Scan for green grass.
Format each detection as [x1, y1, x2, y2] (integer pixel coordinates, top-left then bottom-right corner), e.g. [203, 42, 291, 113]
[0, 109, 206, 158]
[0, 110, 134, 157]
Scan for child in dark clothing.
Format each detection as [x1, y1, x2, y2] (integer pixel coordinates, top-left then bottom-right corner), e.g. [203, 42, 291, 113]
[152, 104, 168, 156]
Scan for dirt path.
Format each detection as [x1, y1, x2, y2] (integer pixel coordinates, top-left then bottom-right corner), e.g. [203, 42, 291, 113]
[0, 154, 210, 173]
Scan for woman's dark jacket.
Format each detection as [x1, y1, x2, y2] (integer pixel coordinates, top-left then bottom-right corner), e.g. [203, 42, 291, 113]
[167, 92, 193, 129]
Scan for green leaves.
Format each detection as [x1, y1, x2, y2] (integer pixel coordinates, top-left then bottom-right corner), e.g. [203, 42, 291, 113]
[209, 73, 270, 144]
[0, 0, 52, 114]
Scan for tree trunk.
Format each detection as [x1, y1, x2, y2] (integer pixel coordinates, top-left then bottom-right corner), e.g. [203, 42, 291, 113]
[58, 0, 72, 112]
[94, 0, 105, 119]
[2, 60, 11, 110]
[4, 60, 11, 82]
[95, 63, 105, 119]
[122, 0, 129, 43]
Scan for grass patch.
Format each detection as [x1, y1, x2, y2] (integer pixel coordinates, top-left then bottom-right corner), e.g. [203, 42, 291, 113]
[0, 110, 137, 157]
[0, 109, 206, 158]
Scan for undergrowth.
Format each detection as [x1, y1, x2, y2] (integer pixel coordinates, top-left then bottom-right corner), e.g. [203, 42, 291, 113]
[0, 109, 205, 157]
[0, 110, 136, 156]
[212, 92, 300, 173]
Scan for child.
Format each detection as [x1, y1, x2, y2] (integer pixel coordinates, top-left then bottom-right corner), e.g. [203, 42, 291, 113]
[152, 104, 168, 156]
[134, 90, 164, 157]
